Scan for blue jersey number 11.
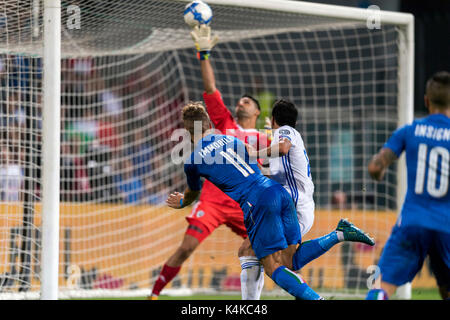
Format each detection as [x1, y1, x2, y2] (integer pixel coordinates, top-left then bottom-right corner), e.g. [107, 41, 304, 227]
[220, 148, 255, 177]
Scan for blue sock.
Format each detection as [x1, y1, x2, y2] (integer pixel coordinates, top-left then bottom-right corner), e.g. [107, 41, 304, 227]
[271, 266, 322, 300]
[366, 288, 389, 300]
[293, 231, 340, 270]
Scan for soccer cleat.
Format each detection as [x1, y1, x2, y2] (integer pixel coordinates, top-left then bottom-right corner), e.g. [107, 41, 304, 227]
[336, 218, 375, 246]
[147, 295, 159, 300]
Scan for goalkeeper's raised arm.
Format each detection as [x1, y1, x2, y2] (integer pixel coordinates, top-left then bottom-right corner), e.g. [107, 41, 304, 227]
[190, 24, 238, 132]
[190, 25, 263, 136]
[191, 25, 219, 94]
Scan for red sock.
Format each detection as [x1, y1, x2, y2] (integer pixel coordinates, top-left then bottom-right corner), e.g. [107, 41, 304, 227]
[151, 264, 181, 296]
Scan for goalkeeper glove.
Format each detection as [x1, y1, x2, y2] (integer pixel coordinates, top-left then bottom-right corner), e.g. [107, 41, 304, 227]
[190, 24, 219, 60]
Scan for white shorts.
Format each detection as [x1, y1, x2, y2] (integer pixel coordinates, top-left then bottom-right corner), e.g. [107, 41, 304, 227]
[296, 199, 315, 237]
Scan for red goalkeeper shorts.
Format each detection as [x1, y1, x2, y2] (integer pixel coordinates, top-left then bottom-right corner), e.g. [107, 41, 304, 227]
[185, 201, 248, 243]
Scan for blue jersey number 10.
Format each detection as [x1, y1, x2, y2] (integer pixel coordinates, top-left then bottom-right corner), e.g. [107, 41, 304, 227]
[415, 143, 449, 198]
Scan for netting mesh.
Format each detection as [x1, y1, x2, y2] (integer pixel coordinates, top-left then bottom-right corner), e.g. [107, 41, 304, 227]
[0, 0, 411, 298]
[3, 0, 364, 57]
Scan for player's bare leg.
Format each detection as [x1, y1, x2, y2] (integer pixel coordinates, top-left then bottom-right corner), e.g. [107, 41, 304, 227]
[260, 245, 323, 300]
[238, 237, 264, 300]
[238, 237, 253, 257]
[166, 234, 200, 266]
[380, 280, 397, 298]
[149, 234, 200, 299]
[260, 245, 297, 278]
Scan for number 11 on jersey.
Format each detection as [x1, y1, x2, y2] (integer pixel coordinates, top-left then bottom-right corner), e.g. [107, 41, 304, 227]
[220, 148, 255, 177]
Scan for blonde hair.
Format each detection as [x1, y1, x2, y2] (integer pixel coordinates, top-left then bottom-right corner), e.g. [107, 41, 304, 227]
[182, 101, 211, 134]
[182, 101, 208, 120]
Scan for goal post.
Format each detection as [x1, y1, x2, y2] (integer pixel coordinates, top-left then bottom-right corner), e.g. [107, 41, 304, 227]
[394, 14, 414, 299]
[0, 0, 419, 300]
[40, 0, 61, 300]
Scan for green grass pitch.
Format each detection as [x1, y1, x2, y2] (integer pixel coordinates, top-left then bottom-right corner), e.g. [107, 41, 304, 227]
[76, 288, 441, 300]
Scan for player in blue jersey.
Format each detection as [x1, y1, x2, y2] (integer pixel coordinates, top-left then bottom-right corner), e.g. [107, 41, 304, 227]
[167, 101, 325, 300]
[366, 71, 450, 300]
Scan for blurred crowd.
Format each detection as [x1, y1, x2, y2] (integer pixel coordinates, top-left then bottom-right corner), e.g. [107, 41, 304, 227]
[0, 54, 185, 205]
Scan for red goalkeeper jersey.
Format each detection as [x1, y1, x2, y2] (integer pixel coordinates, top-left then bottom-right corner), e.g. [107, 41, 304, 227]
[199, 90, 270, 207]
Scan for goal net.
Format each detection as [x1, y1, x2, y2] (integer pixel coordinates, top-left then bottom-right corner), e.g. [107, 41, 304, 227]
[0, 0, 416, 299]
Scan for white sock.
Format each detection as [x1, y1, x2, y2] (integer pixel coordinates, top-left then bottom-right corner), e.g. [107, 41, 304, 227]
[336, 230, 345, 241]
[239, 256, 264, 300]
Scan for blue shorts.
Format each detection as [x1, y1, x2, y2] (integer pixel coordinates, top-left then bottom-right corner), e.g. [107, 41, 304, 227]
[242, 184, 301, 260]
[378, 224, 450, 288]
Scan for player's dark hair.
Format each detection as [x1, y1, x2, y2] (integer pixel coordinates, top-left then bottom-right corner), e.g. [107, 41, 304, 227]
[241, 94, 260, 111]
[426, 71, 450, 109]
[272, 99, 298, 128]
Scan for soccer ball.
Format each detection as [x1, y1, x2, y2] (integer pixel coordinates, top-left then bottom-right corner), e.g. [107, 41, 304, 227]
[184, 1, 213, 28]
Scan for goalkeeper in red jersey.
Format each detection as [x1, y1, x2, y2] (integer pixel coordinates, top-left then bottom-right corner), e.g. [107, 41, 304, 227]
[150, 25, 270, 300]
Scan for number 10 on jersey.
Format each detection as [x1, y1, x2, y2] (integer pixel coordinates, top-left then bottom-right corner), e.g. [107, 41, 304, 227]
[415, 143, 449, 198]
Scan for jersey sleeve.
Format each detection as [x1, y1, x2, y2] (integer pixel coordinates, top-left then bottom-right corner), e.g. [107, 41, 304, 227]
[383, 124, 410, 157]
[184, 162, 202, 191]
[275, 126, 295, 144]
[203, 90, 239, 133]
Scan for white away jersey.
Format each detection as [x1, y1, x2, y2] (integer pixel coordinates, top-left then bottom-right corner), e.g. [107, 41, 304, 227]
[269, 125, 315, 208]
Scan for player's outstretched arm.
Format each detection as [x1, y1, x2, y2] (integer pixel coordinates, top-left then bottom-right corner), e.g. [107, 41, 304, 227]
[246, 137, 291, 159]
[166, 188, 200, 209]
[200, 56, 216, 94]
[368, 148, 397, 181]
[191, 25, 219, 94]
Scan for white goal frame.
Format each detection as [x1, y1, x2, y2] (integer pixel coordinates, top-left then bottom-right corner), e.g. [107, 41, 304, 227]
[41, 0, 61, 300]
[38, 0, 414, 300]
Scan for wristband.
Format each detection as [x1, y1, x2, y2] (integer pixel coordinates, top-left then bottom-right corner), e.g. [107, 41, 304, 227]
[197, 50, 210, 61]
[180, 198, 184, 208]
